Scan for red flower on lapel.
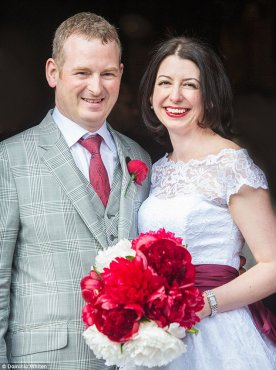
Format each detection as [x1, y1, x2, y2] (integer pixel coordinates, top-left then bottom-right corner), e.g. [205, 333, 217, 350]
[125, 158, 148, 196]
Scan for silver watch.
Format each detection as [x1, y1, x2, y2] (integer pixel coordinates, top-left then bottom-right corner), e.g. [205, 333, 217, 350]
[205, 290, 218, 317]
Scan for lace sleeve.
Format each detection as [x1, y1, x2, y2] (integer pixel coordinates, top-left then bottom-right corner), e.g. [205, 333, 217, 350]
[224, 151, 268, 204]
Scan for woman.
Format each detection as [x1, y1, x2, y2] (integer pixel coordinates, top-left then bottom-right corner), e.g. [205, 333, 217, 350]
[137, 36, 276, 369]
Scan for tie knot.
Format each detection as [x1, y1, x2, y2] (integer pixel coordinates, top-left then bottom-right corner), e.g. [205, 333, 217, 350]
[79, 135, 102, 154]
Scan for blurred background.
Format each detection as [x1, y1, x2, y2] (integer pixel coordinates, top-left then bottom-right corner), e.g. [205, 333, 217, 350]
[1, 0, 276, 196]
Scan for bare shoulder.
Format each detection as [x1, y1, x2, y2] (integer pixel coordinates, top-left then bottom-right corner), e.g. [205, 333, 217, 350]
[216, 137, 241, 151]
[198, 134, 242, 159]
[209, 135, 242, 153]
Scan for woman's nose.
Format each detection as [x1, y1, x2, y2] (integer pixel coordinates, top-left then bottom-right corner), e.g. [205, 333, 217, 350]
[169, 85, 183, 103]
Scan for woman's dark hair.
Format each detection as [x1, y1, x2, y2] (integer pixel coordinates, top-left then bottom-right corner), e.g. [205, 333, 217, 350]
[139, 36, 235, 142]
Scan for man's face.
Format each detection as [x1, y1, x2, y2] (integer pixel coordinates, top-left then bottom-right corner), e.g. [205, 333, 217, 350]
[46, 35, 123, 132]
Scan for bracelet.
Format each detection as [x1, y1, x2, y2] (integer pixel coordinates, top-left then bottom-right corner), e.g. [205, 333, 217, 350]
[205, 290, 218, 317]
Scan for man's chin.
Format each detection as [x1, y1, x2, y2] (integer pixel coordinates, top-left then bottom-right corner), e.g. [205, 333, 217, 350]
[78, 117, 106, 132]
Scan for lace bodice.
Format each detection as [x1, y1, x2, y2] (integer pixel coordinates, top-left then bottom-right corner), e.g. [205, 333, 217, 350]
[138, 149, 268, 269]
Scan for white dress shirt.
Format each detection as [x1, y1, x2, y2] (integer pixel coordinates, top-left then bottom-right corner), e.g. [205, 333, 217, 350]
[52, 108, 117, 185]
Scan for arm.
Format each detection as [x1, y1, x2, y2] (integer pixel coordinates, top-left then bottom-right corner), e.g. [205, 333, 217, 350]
[0, 150, 19, 363]
[199, 186, 276, 318]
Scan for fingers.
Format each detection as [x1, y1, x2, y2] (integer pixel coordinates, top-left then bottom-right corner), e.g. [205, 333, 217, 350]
[239, 255, 246, 268]
[239, 255, 247, 275]
[239, 267, 246, 275]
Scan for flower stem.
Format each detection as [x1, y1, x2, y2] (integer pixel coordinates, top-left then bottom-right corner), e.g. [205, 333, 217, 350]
[124, 174, 136, 196]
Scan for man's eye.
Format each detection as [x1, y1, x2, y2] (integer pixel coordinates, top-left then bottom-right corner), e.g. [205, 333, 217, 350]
[103, 72, 116, 78]
[76, 72, 88, 76]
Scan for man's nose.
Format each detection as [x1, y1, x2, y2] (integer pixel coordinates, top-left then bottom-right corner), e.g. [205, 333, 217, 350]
[87, 76, 102, 95]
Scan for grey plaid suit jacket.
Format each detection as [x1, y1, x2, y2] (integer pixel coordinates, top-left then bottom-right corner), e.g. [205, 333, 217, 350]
[0, 111, 151, 369]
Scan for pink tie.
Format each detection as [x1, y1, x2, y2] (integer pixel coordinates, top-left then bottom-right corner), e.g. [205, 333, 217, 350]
[79, 135, 110, 207]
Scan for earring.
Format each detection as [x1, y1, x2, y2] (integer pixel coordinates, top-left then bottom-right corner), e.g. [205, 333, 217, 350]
[150, 105, 153, 109]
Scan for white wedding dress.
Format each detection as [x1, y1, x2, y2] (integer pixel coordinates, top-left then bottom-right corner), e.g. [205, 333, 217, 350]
[137, 148, 276, 370]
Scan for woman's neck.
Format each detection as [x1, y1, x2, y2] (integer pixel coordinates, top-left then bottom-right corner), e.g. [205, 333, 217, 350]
[168, 128, 218, 163]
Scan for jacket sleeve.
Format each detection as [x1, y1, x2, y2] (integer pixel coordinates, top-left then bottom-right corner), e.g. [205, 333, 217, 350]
[0, 146, 19, 363]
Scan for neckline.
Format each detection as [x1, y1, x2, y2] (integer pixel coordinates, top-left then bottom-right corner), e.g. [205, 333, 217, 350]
[164, 148, 246, 166]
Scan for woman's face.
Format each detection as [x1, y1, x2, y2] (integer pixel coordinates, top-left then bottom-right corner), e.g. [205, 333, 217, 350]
[151, 55, 203, 135]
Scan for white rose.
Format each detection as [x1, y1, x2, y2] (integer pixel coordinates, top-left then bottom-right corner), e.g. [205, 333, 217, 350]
[166, 322, 187, 339]
[95, 239, 134, 272]
[83, 326, 122, 366]
[119, 321, 187, 368]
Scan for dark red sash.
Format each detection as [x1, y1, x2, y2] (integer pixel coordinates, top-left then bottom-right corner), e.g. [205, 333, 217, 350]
[195, 264, 276, 344]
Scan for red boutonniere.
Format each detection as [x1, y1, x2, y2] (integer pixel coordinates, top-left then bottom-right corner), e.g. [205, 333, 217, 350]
[125, 157, 148, 196]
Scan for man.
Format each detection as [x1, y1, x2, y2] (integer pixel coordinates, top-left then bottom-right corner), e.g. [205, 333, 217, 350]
[0, 12, 151, 369]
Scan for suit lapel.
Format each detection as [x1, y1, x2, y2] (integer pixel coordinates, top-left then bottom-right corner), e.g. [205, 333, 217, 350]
[108, 126, 138, 240]
[38, 113, 107, 247]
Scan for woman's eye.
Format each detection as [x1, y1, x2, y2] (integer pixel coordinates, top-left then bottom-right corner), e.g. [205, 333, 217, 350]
[183, 82, 200, 89]
[158, 81, 170, 86]
[184, 83, 195, 88]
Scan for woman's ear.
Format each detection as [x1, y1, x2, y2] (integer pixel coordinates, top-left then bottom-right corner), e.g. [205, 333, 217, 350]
[45, 58, 59, 88]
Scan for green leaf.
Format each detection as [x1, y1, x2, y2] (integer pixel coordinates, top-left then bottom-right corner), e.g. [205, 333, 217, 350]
[187, 326, 199, 335]
[92, 265, 102, 278]
[140, 317, 151, 323]
[125, 255, 135, 260]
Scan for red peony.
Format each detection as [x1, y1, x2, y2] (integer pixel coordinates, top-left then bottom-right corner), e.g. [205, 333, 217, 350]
[178, 289, 205, 329]
[94, 305, 143, 343]
[82, 303, 96, 328]
[132, 228, 194, 287]
[81, 270, 103, 303]
[101, 256, 163, 306]
[146, 286, 204, 329]
[132, 228, 183, 250]
[132, 228, 204, 329]
[82, 302, 144, 343]
[81, 228, 204, 347]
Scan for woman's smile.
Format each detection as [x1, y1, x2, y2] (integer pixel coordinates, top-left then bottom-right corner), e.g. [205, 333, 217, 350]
[164, 106, 190, 118]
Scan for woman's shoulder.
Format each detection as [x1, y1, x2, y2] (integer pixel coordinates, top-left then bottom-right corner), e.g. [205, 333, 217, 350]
[215, 146, 268, 203]
[152, 154, 169, 168]
[211, 137, 241, 156]
[209, 137, 248, 164]
[217, 137, 241, 151]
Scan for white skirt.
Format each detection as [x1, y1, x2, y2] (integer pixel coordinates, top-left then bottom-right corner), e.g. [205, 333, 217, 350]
[133, 306, 276, 370]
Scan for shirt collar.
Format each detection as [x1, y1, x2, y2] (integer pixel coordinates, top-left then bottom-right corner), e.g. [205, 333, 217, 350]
[52, 107, 116, 152]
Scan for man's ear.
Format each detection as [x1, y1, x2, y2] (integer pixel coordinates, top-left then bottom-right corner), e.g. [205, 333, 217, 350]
[120, 63, 124, 77]
[45, 58, 59, 88]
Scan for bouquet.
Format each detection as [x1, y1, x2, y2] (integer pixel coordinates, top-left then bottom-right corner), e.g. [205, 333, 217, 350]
[80, 228, 204, 368]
